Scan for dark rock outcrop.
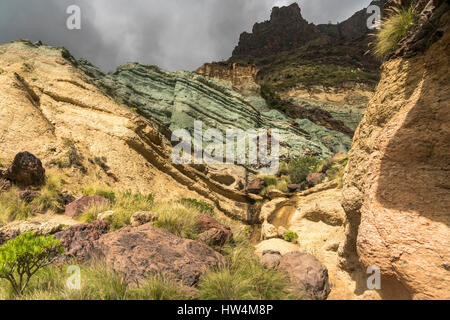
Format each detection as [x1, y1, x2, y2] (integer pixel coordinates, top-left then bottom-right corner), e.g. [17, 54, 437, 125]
[90, 224, 225, 286]
[278, 251, 331, 300]
[247, 178, 266, 194]
[54, 220, 110, 261]
[64, 195, 111, 219]
[18, 190, 40, 203]
[196, 214, 233, 248]
[5, 152, 45, 187]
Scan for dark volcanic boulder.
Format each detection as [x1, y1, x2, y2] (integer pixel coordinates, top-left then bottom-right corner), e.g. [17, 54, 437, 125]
[288, 184, 302, 192]
[278, 251, 330, 300]
[196, 214, 233, 248]
[54, 220, 110, 261]
[64, 195, 111, 219]
[91, 224, 225, 286]
[6, 152, 45, 187]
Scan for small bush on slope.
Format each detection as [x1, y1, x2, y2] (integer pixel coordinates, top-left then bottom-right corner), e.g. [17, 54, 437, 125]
[0, 261, 190, 300]
[197, 229, 305, 300]
[288, 156, 319, 187]
[152, 202, 202, 239]
[373, 5, 418, 59]
[0, 233, 63, 296]
[179, 198, 215, 217]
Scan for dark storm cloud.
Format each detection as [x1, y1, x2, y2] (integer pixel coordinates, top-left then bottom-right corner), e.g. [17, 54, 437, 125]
[0, 0, 373, 72]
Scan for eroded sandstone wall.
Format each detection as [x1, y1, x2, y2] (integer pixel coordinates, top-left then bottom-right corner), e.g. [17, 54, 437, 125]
[340, 0, 450, 299]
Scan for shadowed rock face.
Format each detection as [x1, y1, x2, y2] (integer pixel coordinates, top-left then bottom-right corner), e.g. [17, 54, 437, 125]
[340, 0, 450, 299]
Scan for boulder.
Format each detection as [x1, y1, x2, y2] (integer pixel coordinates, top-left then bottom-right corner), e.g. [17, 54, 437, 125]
[195, 214, 233, 247]
[97, 211, 114, 221]
[247, 178, 265, 194]
[18, 190, 40, 203]
[261, 250, 282, 269]
[288, 184, 301, 193]
[0, 220, 65, 237]
[130, 211, 158, 227]
[54, 220, 110, 261]
[261, 222, 278, 240]
[306, 173, 324, 187]
[65, 195, 111, 219]
[5, 152, 45, 187]
[91, 224, 225, 286]
[278, 251, 330, 300]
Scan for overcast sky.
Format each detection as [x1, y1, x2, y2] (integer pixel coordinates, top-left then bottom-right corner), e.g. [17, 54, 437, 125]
[0, 0, 372, 72]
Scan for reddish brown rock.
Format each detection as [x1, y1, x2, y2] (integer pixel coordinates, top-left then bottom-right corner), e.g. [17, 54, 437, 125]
[91, 224, 224, 286]
[306, 173, 324, 187]
[64, 195, 111, 219]
[5, 152, 45, 187]
[279, 251, 331, 300]
[261, 250, 282, 269]
[54, 220, 110, 261]
[196, 214, 233, 247]
[247, 178, 265, 194]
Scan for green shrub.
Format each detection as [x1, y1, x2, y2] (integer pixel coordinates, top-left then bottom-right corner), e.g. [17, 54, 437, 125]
[284, 231, 299, 244]
[127, 274, 192, 300]
[278, 162, 289, 176]
[179, 198, 215, 216]
[153, 202, 201, 239]
[288, 156, 320, 186]
[262, 175, 278, 186]
[0, 233, 63, 296]
[81, 185, 116, 202]
[374, 5, 418, 59]
[0, 262, 190, 300]
[198, 240, 304, 300]
[0, 187, 32, 222]
[31, 174, 66, 213]
[78, 188, 154, 230]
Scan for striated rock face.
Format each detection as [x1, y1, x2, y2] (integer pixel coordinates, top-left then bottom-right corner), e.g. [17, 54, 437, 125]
[79, 60, 351, 159]
[340, 1, 450, 299]
[91, 224, 225, 286]
[0, 40, 260, 222]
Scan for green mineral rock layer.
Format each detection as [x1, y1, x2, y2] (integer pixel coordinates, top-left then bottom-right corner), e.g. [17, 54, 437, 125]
[78, 60, 352, 160]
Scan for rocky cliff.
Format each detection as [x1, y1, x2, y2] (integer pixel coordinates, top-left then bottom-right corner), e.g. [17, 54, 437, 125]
[0, 40, 261, 222]
[197, 2, 384, 139]
[78, 59, 352, 160]
[340, 0, 450, 299]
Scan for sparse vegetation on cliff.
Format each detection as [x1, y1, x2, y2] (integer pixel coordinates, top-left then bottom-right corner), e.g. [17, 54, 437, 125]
[373, 4, 418, 59]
